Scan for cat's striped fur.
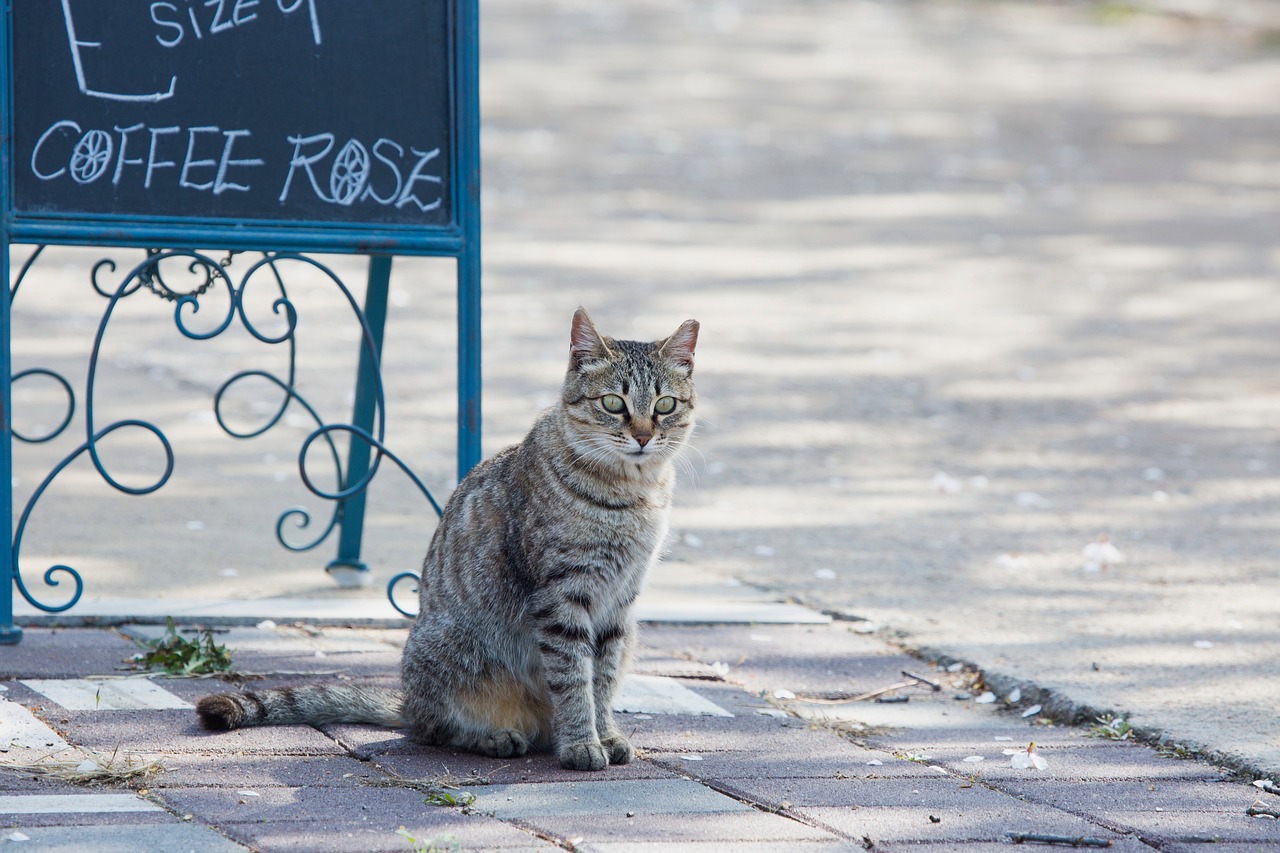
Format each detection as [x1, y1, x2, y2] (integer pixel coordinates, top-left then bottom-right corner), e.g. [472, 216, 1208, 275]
[197, 308, 698, 771]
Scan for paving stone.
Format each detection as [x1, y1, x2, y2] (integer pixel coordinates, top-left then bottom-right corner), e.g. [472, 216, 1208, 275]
[588, 843, 867, 853]
[219, 815, 547, 852]
[0, 770, 86, 793]
[226, 649, 404, 677]
[622, 708, 822, 754]
[157, 784, 470, 829]
[121, 624, 401, 654]
[859, 719, 1092, 751]
[0, 630, 140, 679]
[321, 723, 417, 759]
[935, 743, 1232, 782]
[1003, 778, 1265, 814]
[0, 695, 71, 751]
[711, 775, 1029, 811]
[373, 750, 682, 785]
[56, 709, 345, 755]
[638, 624, 906, 697]
[0, 792, 163, 814]
[1, 810, 179, 829]
[636, 599, 831, 624]
[514, 809, 839, 847]
[169, 674, 401, 705]
[796, 801, 1125, 843]
[1096, 809, 1280, 843]
[141, 752, 382, 789]
[21, 677, 192, 710]
[0, 822, 250, 852]
[1163, 843, 1280, 853]
[645, 733, 929, 781]
[613, 675, 734, 717]
[631, 650, 725, 680]
[470, 779, 753, 819]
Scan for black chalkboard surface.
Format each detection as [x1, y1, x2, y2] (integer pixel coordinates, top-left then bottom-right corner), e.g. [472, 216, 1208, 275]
[9, 0, 455, 234]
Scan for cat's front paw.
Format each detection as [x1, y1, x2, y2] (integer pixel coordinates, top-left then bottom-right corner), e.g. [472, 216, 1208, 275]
[600, 732, 635, 765]
[558, 740, 608, 771]
[478, 729, 529, 758]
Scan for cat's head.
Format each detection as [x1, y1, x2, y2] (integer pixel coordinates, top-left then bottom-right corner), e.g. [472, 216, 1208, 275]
[560, 307, 698, 469]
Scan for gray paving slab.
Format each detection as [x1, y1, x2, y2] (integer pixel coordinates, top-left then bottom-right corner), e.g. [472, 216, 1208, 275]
[372, 750, 682, 786]
[513, 810, 840, 847]
[997, 778, 1263, 813]
[54, 708, 345, 756]
[637, 624, 911, 697]
[470, 779, 753, 820]
[1163, 843, 1280, 853]
[157, 784, 473, 829]
[1, 809, 176, 829]
[796, 801, 1126, 844]
[1098, 809, 1280, 844]
[645, 744, 936, 782]
[141, 753, 382, 789]
[938, 743, 1233, 783]
[218, 816, 548, 853]
[588, 844, 867, 853]
[713, 776, 1040, 811]
[0, 823, 250, 852]
[0, 630, 140, 679]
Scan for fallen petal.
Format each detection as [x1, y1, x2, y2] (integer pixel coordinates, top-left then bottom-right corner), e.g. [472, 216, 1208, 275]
[1006, 688, 1022, 703]
[773, 689, 796, 700]
[1022, 704, 1042, 718]
[963, 755, 985, 763]
[974, 691, 997, 704]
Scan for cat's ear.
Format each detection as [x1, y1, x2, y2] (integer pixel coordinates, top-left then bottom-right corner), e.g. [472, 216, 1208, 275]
[570, 307, 613, 369]
[659, 319, 699, 373]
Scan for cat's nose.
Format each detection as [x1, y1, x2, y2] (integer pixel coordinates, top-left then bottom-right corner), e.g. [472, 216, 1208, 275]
[632, 431, 653, 447]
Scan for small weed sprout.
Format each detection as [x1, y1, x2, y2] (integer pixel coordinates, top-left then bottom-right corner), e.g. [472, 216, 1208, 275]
[422, 788, 477, 808]
[394, 828, 461, 852]
[130, 618, 232, 676]
[1090, 714, 1133, 741]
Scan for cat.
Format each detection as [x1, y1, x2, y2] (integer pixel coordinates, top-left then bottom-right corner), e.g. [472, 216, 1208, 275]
[196, 307, 699, 771]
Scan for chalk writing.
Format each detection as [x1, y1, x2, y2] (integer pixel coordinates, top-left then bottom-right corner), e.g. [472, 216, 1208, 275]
[280, 134, 442, 211]
[31, 120, 265, 195]
[62, 0, 176, 102]
[12, 0, 452, 227]
[149, 0, 321, 49]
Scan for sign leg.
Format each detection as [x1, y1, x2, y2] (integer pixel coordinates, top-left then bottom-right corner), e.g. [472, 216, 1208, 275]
[325, 255, 391, 589]
[1, 238, 22, 643]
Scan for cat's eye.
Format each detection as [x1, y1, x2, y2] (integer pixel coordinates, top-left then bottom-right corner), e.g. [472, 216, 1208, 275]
[654, 396, 677, 415]
[601, 394, 626, 414]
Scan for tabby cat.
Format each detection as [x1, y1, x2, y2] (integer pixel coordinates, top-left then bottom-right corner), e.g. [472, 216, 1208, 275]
[196, 308, 699, 771]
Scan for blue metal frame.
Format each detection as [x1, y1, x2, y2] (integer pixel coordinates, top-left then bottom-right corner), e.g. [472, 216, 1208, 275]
[1, 1, 482, 643]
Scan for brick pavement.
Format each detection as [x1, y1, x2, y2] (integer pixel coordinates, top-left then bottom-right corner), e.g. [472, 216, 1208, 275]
[2, 619, 1276, 851]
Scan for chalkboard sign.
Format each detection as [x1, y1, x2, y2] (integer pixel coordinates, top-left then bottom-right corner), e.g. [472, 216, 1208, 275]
[2, 0, 475, 253]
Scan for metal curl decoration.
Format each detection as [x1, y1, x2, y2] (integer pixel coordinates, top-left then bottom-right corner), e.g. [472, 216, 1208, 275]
[213, 369, 346, 553]
[12, 419, 175, 612]
[387, 572, 420, 618]
[9, 245, 447, 618]
[83, 251, 235, 492]
[10, 245, 45, 299]
[10, 368, 75, 444]
[298, 423, 443, 516]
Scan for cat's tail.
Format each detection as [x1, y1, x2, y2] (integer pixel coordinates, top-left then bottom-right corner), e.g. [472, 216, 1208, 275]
[196, 685, 404, 730]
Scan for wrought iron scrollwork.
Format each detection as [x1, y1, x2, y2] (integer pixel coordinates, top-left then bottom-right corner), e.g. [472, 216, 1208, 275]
[8, 245, 443, 616]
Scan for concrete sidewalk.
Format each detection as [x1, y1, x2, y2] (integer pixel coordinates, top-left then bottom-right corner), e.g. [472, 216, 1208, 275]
[3, 611, 1277, 852]
[8, 0, 1280, 825]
